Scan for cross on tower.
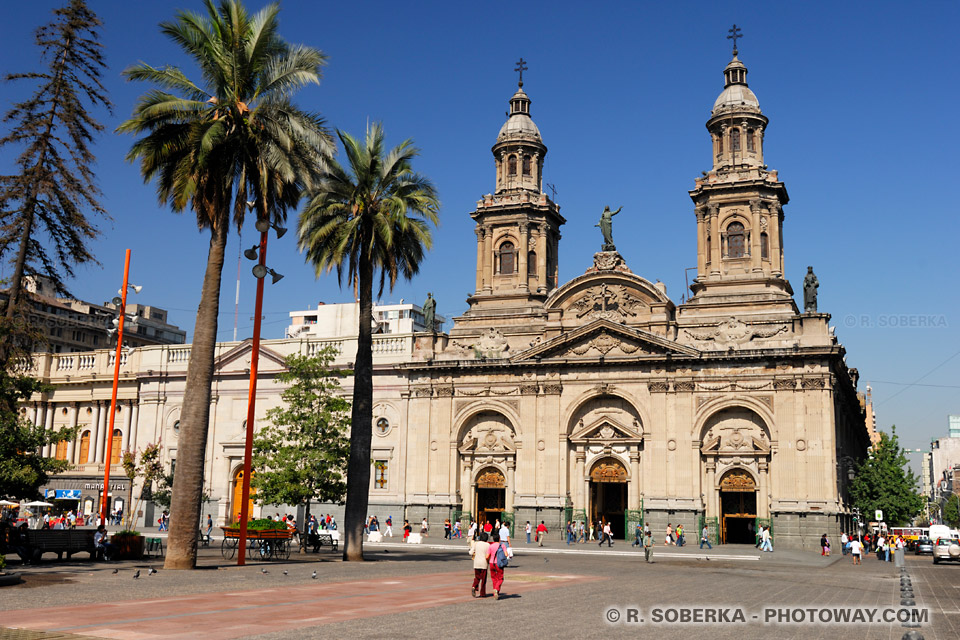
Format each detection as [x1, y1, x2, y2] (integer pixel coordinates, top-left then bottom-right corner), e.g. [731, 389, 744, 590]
[515, 58, 528, 87]
[727, 24, 743, 56]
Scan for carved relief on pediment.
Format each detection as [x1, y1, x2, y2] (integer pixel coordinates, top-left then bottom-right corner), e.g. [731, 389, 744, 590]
[560, 330, 648, 358]
[459, 411, 517, 455]
[683, 317, 788, 350]
[569, 283, 648, 324]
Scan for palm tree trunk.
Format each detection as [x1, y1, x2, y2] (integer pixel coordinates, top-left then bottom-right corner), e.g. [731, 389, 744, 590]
[164, 221, 228, 569]
[342, 252, 373, 561]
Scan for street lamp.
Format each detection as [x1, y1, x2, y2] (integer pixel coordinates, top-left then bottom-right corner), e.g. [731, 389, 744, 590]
[99, 249, 140, 526]
[235, 215, 284, 566]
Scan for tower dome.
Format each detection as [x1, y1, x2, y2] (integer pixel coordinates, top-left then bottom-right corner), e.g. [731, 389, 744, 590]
[497, 87, 542, 142]
[712, 56, 761, 115]
[492, 76, 547, 195]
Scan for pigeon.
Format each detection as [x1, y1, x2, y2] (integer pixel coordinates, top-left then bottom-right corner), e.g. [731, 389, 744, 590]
[282, 570, 288, 576]
[133, 570, 140, 579]
[261, 568, 268, 574]
[311, 571, 317, 580]
[112, 568, 119, 574]
[148, 568, 157, 575]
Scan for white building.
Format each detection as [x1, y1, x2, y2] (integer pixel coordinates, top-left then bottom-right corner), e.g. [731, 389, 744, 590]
[286, 301, 445, 339]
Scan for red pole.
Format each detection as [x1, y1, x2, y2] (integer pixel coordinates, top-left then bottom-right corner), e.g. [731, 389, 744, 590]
[100, 249, 131, 527]
[237, 228, 268, 565]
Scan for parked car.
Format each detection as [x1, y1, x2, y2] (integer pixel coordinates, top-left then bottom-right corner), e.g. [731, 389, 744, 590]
[914, 537, 934, 555]
[932, 537, 960, 564]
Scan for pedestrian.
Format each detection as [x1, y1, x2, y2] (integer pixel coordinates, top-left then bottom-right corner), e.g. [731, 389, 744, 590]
[665, 523, 674, 546]
[420, 518, 429, 537]
[820, 533, 830, 556]
[403, 519, 412, 541]
[385, 515, 393, 537]
[676, 524, 685, 547]
[499, 520, 510, 546]
[840, 531, 848, 555]
[589, 522, 595, 541]
[525, 520, 532, 544]
[875, 534, 885, 561]
[486, 532, 507, 600]
[444, 518, 452, 539]
[850, 536, 862, 565]
[700, 524, 713, 549]
[643, 524, 654, 563]
[470, 531, 490, 598]
[566, 520, 573, 545]
[467, 520, 477, 540]
[204, 514, 213, 540]
[631, 521, 642, 547]
[760, 526, 773, 552]
[455, 519, 462, 539]
[536, 520, 548, 546]
[599, 521, 613, 547]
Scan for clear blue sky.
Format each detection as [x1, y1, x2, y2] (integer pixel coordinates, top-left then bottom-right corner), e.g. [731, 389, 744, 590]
[2, 1, 958, 458]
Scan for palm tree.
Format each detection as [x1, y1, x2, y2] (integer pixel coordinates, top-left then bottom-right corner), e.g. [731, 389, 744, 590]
[298, 124, 439, 560]
[117, 0, 330, 569]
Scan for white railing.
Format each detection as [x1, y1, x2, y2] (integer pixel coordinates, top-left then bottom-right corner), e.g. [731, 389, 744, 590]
[78, 354, 96, 370]
[14, 357, 36, 372]
[307, 340, 343, 357]
[373, 336, 408, 354]
[55, 355, 75, 371]
[167, 347, 191, 364]
[108, 351, 128, 366]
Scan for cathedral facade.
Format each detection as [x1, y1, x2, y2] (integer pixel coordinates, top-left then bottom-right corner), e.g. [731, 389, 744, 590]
[26, 49, 869, 549]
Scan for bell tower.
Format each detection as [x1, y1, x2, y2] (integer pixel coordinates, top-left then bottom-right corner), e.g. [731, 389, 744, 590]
[465, 61, 565, 315]
[682, 34, 797, 321]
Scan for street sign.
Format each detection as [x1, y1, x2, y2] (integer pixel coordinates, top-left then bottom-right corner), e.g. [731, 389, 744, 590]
[875, 509, 883, 521]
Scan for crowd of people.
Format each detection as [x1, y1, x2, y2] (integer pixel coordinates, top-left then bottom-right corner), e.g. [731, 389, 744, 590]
[836, 531, 905, 565]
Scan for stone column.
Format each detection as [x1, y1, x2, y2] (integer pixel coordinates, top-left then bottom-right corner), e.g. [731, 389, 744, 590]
[769, 202, 783, 276]
[482, 225, 493, 293]
[88, 402, 101, 464]
[129, 402, 140, 454]
[629, 450, 641, 510]
[506, 459, 516, 512]
[517, 222, 529, 292]
[575, 451, 585, 508]
[758, 461, 768, 518]
[695, 206, 707, 276]
[122, 401, 134, 453]
[94, 401, 108, 464]
[537, 224, 548, 293]
[461, 463, 473, 516]
[750, 199, 762, 272]
[474, 226, 485, 294]
[66, 403, 78, 463]
[43, 403, 55, 457]
[708, 204, 721, 275]
[705, 460, 716, 519]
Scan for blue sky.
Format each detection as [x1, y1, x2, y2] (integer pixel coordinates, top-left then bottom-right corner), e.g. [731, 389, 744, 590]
[1, 1, 958, 457]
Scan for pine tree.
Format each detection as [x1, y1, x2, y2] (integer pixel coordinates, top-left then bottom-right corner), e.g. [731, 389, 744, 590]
[849, 426, 925, 525]
[0, 0, 111, 364]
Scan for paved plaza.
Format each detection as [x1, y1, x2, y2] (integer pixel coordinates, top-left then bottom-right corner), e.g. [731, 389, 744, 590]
[1, 539, 958, 639]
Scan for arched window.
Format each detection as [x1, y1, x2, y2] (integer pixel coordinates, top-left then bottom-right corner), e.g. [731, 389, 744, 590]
[55, 439, 68, 461]
[731, 128, 741, 152]
[110, 429, 122, 465]
[746, 129, 755, 152]
[498, 241, 515, 275]
[726, 222, 746, 258]
[527, 251, 537, 276]
[507, 155, 517, 176]
[717, 134, 724, 155]
[522, 156, 532, 176]
[760, 232, 769, 259]
[78, 430, 90, 464]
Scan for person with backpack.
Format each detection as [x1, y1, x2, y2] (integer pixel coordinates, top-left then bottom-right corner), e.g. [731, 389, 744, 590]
[486, 531, 509, 599]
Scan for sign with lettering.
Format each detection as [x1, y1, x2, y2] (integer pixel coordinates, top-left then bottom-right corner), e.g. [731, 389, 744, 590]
[83, 483, 126, 491]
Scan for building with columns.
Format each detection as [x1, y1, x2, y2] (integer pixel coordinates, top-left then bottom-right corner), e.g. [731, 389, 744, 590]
[24, 47, 869, 548]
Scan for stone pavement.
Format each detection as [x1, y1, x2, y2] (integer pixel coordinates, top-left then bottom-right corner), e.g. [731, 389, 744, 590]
[0, 543, 955, 639]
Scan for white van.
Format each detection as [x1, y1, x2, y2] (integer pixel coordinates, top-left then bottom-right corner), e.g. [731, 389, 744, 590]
[928, 524, 959, 543]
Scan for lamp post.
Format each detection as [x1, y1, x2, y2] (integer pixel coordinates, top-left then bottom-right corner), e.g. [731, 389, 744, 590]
[99, 249, 140, 526]
[236, 217, 285, 566]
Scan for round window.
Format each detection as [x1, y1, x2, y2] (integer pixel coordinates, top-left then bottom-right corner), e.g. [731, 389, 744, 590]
[375, 417, 390, 436]
[173, 419, 180, 434]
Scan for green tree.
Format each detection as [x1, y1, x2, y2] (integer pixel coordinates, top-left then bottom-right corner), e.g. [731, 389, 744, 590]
[849, 426, 924, 526]
[118, 0, 331, 569]
[0, 371, 75, 499]
[120, 443, 164, 530]
[944, 493, 960, 529]
[0, 0, 111, 366]
[251, 349, 350, 539]
[298, 124, 439, 560]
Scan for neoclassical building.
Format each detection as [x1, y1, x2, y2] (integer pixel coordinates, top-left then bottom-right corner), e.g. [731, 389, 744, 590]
[24, 49, 869, 548]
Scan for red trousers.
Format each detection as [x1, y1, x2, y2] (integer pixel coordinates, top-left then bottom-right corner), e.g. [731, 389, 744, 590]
[473, 568, 488, 596]
[489, 564, 504, 592]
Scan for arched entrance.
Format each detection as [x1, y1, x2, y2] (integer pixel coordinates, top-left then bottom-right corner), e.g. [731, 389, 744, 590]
[719, 469, 757, 544]
[590, 458, 628, 539]
[231, 468, 255, 524]
[475, 468, 506, 527]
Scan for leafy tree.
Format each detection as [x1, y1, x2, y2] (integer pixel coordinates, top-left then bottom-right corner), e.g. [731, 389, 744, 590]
[944, 493, 960, 529]
[0, 0, 111, 366]
[298, 124, 439, 560]
[120, 443, 164, 530]
[251, 349, 350, 539]
[849, 426, 924, 526]
[0, 370, 75, 499]
[118, 0, 330, 569]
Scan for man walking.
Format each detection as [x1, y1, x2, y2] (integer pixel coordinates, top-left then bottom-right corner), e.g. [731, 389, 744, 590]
[840, 531, 848, 555]
[385, 515, 393, 537]
[631, 521, 642, 547]
[599, 521, 613, 547]
[525, 521, 532, 544]
[470, 531, 490, 598]
[700, 524, 713, 549]
[850, 536, 862, 565]
[643, 524, 654, 563]
[536, 521, 548, 546]
[566, 520, 573, 545]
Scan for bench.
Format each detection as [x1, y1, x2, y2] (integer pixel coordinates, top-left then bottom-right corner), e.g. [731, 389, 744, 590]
[198, 529, 211, 547]
[145, 537, 164, 558]
[306, 531, 338, 552]
[24, 530, 95, 562]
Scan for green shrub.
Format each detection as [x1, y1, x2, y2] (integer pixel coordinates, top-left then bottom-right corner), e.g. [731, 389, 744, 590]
[244, 518, 287, 531]
[112, 530, 142, 537]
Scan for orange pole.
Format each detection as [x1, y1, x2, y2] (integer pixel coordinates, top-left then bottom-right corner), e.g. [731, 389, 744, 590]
[100, 249, 131, 526]
[237, 228, 267, 565]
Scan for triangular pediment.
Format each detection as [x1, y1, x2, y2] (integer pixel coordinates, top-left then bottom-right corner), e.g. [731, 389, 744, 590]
[214, 340, 288, 374]
[570, 414, 643, 443]
[513, 319, 698, 362]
